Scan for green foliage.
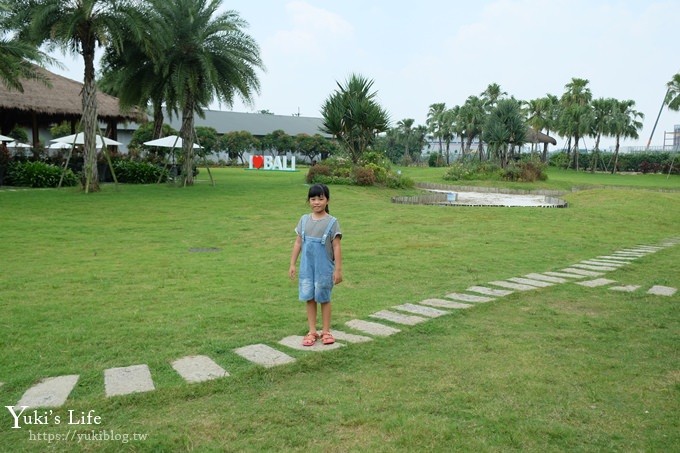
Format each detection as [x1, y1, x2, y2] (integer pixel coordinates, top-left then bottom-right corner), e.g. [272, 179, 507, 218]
[112, 160, 168, 184]
[502, 160, 548, 182]
[428, 153, 446, 167]
[305, 157, 413, 188]
[6, 161, 78, 187]
[551, 151, 679, 174]
[443, 160, 503, 181]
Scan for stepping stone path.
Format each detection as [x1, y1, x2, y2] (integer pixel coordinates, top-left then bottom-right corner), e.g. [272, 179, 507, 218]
[8, 238, 678, 408]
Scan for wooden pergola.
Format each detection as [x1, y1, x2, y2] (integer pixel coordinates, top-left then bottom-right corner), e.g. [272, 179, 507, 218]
[0, 65, 142, 146]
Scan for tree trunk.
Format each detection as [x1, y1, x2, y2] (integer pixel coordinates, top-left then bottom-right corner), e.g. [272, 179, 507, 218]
[152, 100, 164, 139]
[81, 36, 99, 193]
[611, 136, 621, 174]
[592, 133, 601, 173]
[180, 101, 196, 186]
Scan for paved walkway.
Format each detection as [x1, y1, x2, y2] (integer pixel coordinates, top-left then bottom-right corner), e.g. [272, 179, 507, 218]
[7, 238, 679, 408]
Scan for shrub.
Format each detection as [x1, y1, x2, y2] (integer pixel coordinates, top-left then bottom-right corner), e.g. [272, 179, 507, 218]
[503, 160, 547, 182]
[6, 161, 78, 187]
[353, 166, 376, 186]
[428, 153, 446, 167]
[305, 163, 331, 184]
[112, 160, 167, 184]
[443, 160, 502, 181]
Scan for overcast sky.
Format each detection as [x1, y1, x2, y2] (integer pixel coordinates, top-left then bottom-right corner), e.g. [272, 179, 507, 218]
[49, 0, 680, 150]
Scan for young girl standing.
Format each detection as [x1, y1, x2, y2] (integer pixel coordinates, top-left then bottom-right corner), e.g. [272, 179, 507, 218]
[289, 183, 343, 346]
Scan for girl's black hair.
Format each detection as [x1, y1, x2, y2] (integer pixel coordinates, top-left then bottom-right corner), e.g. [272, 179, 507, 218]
[307, 183, 330, 213]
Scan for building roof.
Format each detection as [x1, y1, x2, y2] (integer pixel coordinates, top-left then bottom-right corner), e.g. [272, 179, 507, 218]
[0, 65, 142, 123]
[161, 109, 330, 138]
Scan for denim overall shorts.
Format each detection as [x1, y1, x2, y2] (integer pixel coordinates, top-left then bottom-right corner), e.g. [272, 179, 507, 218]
[299, 215, 337, 303]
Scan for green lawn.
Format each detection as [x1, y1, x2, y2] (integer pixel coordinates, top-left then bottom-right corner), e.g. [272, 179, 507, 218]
[1, 167, 678, 451]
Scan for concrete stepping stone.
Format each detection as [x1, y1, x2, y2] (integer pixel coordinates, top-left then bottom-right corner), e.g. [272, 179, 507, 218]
[331, 330, 373, 343]
[647, 285, 677, 296]
[543, 271, 587, 279]
[581, 260, 624, 267]
[572, 263, 618, 271]
[560, 268, 604, 277]
[465, 285, 514, 297]
[507, 277, 553, 287]
[610, 285, 641, 292]
[104, 365, 154, 397]
[445, 292, 495, 303]
[171, 355, 229, 383]
[612, 251, 645, 257]
[419, 298, 472, 309]
[524, 273, 568, 283]
[597, 255, 636, 261]
[16, 375, 79, 408]
[392, 303, 449, 318]
[488, 280, 538, 291]
[233, 344, 296, 368]
[345, 319, 400, 336]
[576, 278, 617, 288]
[279, 335, 344, 351]
[370, 310, 428, 325]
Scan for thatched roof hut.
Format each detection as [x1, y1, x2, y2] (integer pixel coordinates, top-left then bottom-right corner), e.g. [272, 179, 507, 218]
[526, 127, 557, 145]
[0, 65, 142, 145]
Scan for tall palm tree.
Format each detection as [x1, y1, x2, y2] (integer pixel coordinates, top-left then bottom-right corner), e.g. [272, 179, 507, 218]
[610, 99, 644, 174]
[151, 0, 263, 186]
[10, 0, 145, 192]
[459, 96, 486, 159]
[480, 82, 507, 111]
[559, 77, 593, 170]
[426, 103, 446, 157]
[589, 97, 615, 172]
[396, 118, 415, 161]
[665, 72, 680, 111]
[482, 98, 527, 168]
[321, 73, 390, 164]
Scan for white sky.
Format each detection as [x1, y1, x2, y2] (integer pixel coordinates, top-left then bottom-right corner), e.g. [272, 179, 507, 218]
[48, 0, 680, 150]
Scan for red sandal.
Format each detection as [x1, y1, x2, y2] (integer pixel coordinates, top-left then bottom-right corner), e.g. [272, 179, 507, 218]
[321, 332, 335, 345]
[302, 332, 320, 346]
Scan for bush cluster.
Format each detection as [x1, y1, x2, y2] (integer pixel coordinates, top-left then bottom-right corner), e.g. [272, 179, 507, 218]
[443, 160, 502, 181]
[549, 151, 679, 174]
[306, 156, 413, 189]
[503, 160, 548, 182]
[112, 160, 168, 184]
[5, 161, 78, 188]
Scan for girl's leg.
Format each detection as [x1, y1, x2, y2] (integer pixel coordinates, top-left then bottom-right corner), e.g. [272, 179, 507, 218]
[321, 302, 332, 333]
[306, 300, 317, 333]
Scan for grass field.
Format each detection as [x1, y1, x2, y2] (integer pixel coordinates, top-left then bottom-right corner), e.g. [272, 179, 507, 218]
[1, 166, 678, 452]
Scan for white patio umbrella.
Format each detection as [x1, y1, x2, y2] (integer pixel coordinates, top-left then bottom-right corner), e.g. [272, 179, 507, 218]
[143, 135, 202, 149]
[7, 141, 31, 149]
[52, 132, 122, 147]
[48, 142, 74, 149]
[0, 133, 15, 142]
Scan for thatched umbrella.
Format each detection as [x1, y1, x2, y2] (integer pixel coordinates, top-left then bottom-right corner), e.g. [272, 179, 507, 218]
[0, 65, 142, 146]
[526, 127, 557, 145]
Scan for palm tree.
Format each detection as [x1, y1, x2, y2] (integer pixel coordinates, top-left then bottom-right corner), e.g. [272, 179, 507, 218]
[610, 99, 644, 174]
[0, 2, 53, 93]
[480, 82, 507, 111]
[151, 0, 263, 186]
[396, 118, 415, 162]
[482, 98, 527, 168]
[589, 98, 615, 172]
[559, 78, 593, 170]
[665, 72, 680, 111]
[426, 103, 446, 157]
[10, 0, 146, 192]
[459, 96, 486, 159]
[321, 73, 390, 164]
